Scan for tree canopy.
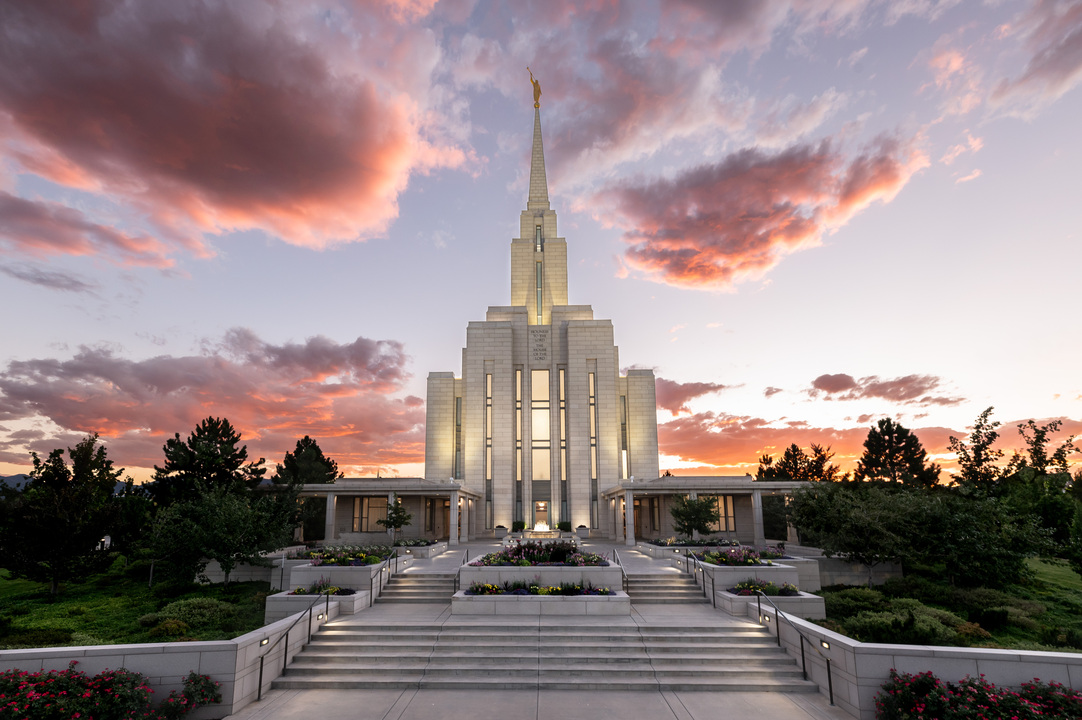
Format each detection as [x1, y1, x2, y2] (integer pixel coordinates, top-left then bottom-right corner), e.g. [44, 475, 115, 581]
[758, 443, 846, 482]
[0, 435, 123, 594]
[273, 435, 341, 485]
[854, 418, 940, 488]
[669, 495, 721, 538]
[149, 417, 266, 507]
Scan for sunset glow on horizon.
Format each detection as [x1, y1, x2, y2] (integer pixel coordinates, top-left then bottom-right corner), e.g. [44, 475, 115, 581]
[1, 1, 1080, 483]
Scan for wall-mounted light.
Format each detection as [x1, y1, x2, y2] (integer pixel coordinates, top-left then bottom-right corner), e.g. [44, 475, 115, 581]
[763, 615, 771, 623]
[317, 613, 325, 620]
[259, 638, 269, 646]
[820, 640, 830, 650]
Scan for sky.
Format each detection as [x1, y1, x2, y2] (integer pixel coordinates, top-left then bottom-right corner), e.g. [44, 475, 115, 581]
[1, 0, 1081, 483]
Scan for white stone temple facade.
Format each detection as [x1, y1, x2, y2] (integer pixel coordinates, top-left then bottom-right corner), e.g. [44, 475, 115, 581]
[423, 103, 660, 534]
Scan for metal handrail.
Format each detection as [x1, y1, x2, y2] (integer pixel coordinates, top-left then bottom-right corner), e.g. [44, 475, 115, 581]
[688, 555, 716, 608]
[454, 549, 469, 592]
[612, 549, 628, 593]
[368, 549, 401, 607]
[256, 590, 330, 701]
[755, 591, 834, 706]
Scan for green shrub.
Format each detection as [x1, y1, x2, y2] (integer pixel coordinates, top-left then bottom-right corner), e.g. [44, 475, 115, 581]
[955, 621, 992, 642]
[66, 606, 87, 616]
[824, 587, 887, 620]
[843, 610, 954, 645]
[158, 597, 235, 627]
[149, 618, 191, 637]
[138, 612, 161, 627]
[0, 628, 74, 647]
[970, 607, 1009, 631]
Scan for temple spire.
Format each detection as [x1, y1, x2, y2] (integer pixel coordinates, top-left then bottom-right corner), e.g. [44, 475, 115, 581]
[527, 106, 550, 210]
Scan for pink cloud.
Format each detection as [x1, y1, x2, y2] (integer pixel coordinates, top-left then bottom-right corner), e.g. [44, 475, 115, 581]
[0, 192, 174, 268]
[0, 329, 424, 476]
[991, 0, 1082, 116]
[592, 134, 927, 289]
[655, 378, 729, 415]
[0, 2, 470, 263]
[808, 372, 964, 406]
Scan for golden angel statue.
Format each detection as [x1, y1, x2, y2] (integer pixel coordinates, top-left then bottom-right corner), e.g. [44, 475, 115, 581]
[528, 67, 541, 107]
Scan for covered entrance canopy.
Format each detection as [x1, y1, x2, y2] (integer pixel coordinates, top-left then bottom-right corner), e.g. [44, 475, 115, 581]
[300, 478, 483, 546]
[601, 476, 809, 547]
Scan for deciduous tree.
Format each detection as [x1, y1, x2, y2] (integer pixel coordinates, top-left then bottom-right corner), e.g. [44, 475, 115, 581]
[669, 495, 721, 538]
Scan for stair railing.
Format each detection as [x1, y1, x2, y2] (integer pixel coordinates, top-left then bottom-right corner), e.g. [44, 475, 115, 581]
[454, 548, 469, 592]
[689, 555, 715, 608]
[256, 591, 330, 701]
[754, 591, 834, 706]
[612, 548, 628, 593]
[368, 549, 401, 608]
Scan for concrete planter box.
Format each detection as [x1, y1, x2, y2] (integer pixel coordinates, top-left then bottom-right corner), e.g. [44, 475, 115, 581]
[451, 590, 631, 615]
[395, 542, 447, 559]
[289, 556, 412, 591]
[459, 565, 622, 589]
[715, 590, 825, 620]
[575, 527, 589, 539]
[637, 543, 709, 560]
[203, 554, 312, 586]
[494, 527, 509, 539]
[689, 561, 800, 590]
[769, 556, 821, 592]
[264, 591, 370, 623]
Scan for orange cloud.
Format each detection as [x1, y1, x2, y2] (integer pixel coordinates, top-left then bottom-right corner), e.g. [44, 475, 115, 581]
[0, 329, 424, 478]
[593, 134, 927, 289]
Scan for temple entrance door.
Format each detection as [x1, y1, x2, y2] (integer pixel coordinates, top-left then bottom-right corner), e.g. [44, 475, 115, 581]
[440, 499, 450, 540]
[534, 501, 549, 528]
[633, 498, 645, 538]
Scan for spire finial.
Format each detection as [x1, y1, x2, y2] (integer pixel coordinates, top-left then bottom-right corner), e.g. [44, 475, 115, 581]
[528, 67, 541, 108]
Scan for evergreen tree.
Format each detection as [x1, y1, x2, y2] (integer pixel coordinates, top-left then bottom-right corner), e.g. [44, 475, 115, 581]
[854, 418, 940, 488]
[274, 436, 341, 541]
[0, 435, 122, 595]
[758, 443, 845, 482]
[148, 417, 265, 507]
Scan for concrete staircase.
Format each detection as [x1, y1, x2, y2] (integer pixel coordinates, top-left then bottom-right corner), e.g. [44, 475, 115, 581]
[374, 573, 457, 604]
[625, 572, 710, 604]
[273, 621, 816, 692]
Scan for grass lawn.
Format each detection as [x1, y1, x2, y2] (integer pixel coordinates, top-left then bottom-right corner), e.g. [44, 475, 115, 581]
[816, 558, 1082, 652]
[0, 563, 271, 649]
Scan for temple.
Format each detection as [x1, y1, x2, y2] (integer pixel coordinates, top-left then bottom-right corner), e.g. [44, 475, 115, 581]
[308, 88, 796, 547]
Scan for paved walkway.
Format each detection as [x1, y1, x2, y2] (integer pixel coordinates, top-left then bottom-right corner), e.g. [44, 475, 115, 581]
[226, 541, 852, 720]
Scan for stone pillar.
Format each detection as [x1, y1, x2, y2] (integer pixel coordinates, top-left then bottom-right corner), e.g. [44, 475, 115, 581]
[624, 490, 635, 547]
[450, 491, 460, 546]
[461, 497, 470, 541]
[324, 493, 337, 542]
[388, 492, 396, 542]
[690, 491, 699, 541]
[613, 498, 623, 542]
[752, 490, 766, 547]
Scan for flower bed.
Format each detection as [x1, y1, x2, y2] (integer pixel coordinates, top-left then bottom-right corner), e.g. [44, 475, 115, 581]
[286, 544, 390, 566]
[470, 540, 608, 567]
[466, 580, 614, 596]
[697, 546, 771, 566]
[875, 669, 1082, 720]
[290, 554, 411, 589]
[648, 536, 739, 547]
[0, 662, 221, 720]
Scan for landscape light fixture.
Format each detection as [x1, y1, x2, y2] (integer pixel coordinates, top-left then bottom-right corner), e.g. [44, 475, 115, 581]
[820, 640, 830, 649]
[259, 638, 269, 646]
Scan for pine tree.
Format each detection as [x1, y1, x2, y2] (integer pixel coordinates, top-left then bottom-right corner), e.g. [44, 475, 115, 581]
[854, 418, 939, 488]
[149, 417, 265, 507]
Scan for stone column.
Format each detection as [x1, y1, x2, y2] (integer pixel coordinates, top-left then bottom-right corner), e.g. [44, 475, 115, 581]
[388, 492, 396, 543]
[461, 497, 471, 541]
[752, 490, 766, 546]
[624, 489, 635, 546]
[324, 492, 337, 542]
[450, 491, 460, 546]
[613, 498, 623, 542]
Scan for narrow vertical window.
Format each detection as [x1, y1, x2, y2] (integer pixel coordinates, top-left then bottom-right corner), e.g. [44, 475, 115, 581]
[535, 225, 542, 252]
[484, 373, 493, 529]
[588, 371, 599, 528]
[453, 396, 463, 479]
[515, 368, 523, 523]
[559, 367, 568, 522]
[620, 394, 629, 479]
[535, 261, 543, 325]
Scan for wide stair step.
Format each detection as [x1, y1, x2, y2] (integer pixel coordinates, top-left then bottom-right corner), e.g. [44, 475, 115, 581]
[624, 572, 710, 604]
[272, 620, 817, 693]
[374, 572, 456, 604]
